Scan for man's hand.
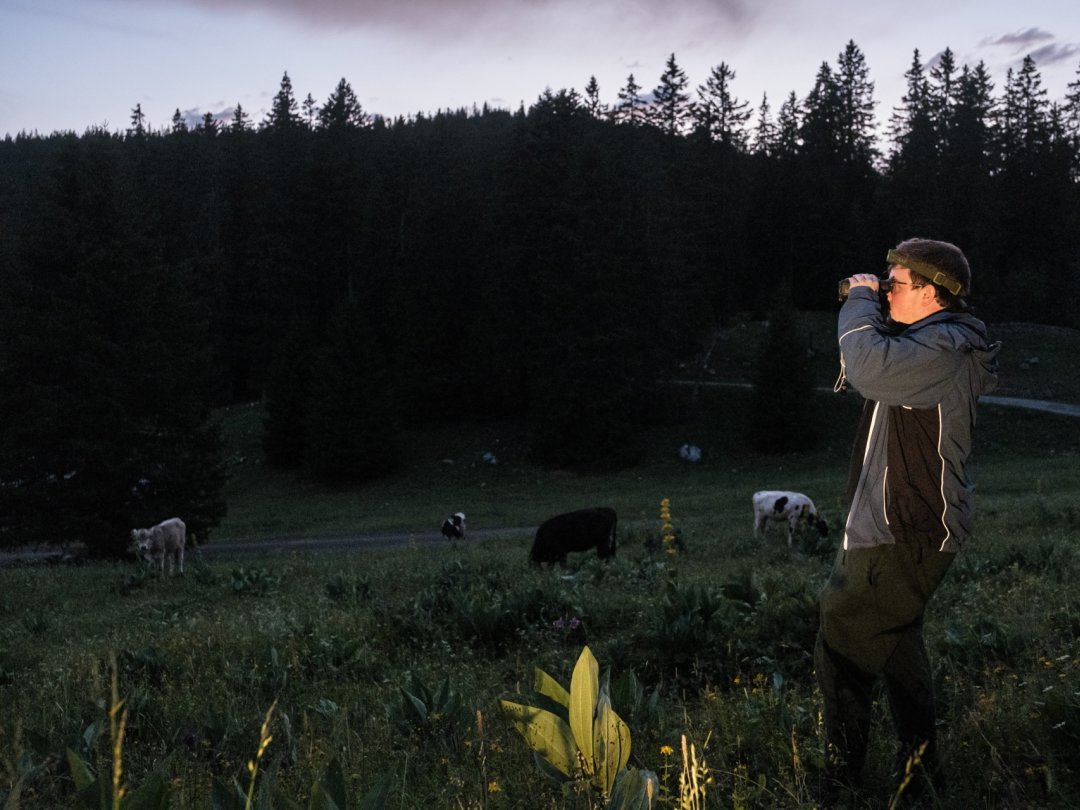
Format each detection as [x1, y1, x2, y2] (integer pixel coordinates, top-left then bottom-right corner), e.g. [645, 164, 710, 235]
[847, 273, 880, 292]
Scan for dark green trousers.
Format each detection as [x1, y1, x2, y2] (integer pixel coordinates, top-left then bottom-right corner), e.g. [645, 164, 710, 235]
[815, 542, 955, 789]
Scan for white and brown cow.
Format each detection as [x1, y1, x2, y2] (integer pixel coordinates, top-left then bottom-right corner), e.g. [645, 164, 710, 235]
[132, 517, 187, 575]
[752, 491, 828, 547]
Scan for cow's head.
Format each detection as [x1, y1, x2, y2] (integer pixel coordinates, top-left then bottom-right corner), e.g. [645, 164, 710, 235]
[131, 528, 153, 560]
[814, 517, 829, 537]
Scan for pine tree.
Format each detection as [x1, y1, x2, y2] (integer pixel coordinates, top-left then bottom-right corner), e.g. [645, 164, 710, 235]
[262, 320, 314, 468]
[648, 53, 692, 136]
[928, 47, 959, 150]
[887, 50, 931, 159]
[128, 103, 147, 138]
[318, 78, 368, 130]
[264, 71, 302, 130]
[197, 111, 219, 136]
[775, 91, 802, 157]
[995, 55, 1051, 171]
[950, 61, 995, 166]
[0, 136, 225, 554]
[613, 74, 646, 126]
[230, 102, 251, 132]
[751, 93, 775, 156]
[1064, 61, 1080, 179]
[800, 62, 839, 157]
[171, 108, 188, 134]
[748, 282, 818, 453]
[1065, 61, 1080, 138]
[305, 300, 401, 483]
[584, 75, 607, 119]
[834, 40, 878, 166]
[694, 62, 751, 148]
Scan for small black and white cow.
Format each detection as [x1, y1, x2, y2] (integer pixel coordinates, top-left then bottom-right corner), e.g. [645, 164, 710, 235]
[131, 517, 187, 575]
[530, 507, 617, 567]
[441, 512, 466, 541]
[752, 491, 829, 547]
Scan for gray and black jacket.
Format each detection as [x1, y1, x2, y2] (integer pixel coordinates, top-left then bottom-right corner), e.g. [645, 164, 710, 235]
[835, 288, 999, 553]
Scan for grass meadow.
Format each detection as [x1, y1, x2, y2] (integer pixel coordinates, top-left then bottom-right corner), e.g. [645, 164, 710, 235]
[2, 320, 1080, 809]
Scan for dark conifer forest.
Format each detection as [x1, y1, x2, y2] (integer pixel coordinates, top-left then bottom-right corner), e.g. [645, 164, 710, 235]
[2, 44, 1079, 555]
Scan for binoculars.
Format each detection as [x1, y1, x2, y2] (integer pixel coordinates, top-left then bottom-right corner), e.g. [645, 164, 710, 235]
[837, 277, 894, 302]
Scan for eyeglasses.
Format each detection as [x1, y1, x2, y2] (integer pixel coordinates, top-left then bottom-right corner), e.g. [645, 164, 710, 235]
[882, 278, 924, 294]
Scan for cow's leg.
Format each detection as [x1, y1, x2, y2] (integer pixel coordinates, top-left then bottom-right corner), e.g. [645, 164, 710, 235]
[178, 545, 184, 575]
[754, 512, 767, 537]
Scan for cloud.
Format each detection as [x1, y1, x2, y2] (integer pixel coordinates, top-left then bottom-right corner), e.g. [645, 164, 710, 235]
[1025, 42, 1080, 67]
[982, 27, 1054, 51]
[120, 0, 751, 40]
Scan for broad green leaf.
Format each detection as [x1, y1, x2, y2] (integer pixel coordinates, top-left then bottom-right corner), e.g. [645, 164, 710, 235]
[307, 757, 346, 810]
[356, 773, 393, 810]
[499, 699, 576, 777]
[606, 767, 659, 810]
[532, 750, 572, 784]
[210, 778, 247, 810]
[121, 771, 170, 810]
[594, 694, 632, 796]
[434, 677, 451, 708]
[569, 646, 599, 775]
[533, 667, 570, 709]
[64, 749, 96, 794]
[400, 688, 429, 724]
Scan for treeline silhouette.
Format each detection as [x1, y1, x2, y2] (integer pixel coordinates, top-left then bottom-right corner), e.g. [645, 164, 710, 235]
[1, 43, 1078, 554]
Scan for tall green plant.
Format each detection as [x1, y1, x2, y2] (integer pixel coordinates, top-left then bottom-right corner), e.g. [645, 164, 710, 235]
[64, 660, 172, 810]
[499, 646, 656, 804]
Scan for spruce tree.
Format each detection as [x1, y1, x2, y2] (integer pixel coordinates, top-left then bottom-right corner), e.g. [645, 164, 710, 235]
[264, 71, 302, 130]
[0, 135, 225, 555]
[318, 78, 368, 130]
[751, 93, 775, 156]
[694, 62, 751, 148]
[305, 300, 401, 483]
[613, 74, 646, 126]
[584, 75, 607, 119]
[649, 53, 693, 136]
[262, 320, 315, 468]
[748, 282, 819, 453]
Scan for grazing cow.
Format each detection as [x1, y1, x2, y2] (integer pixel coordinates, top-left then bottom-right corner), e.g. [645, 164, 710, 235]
[530, 507, 617, 567]
[131, 517, 187, 575]
[441, 512, 466, 541]
[752, 491, 829, 547]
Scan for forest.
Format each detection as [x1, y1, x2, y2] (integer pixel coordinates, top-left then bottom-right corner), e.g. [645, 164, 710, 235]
[1, 42, 1078, 555]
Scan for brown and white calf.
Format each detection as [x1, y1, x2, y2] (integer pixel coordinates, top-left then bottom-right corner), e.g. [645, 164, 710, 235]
[751, 491, 828, 546]
[132, 517, 187, 575]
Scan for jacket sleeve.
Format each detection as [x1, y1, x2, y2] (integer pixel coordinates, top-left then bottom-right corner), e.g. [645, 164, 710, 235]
[837, 290, 966, 408]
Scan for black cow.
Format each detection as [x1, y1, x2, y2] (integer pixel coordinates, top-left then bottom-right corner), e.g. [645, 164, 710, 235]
[529, 507, 617, 567]
[441, 512, 466, 541]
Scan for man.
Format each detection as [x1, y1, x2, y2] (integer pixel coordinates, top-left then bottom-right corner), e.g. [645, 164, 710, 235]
[817, 238, 999, 805]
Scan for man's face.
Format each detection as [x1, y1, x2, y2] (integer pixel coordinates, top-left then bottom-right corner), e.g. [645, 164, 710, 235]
[885, 265, 930, 325]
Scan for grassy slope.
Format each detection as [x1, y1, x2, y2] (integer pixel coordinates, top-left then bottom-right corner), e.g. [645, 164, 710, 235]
[213, 315, 1080, 543]
[3, 317, 1079, 809]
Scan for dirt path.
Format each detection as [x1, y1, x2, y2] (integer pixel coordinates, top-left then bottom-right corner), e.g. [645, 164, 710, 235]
[0, 527, 536, 567]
